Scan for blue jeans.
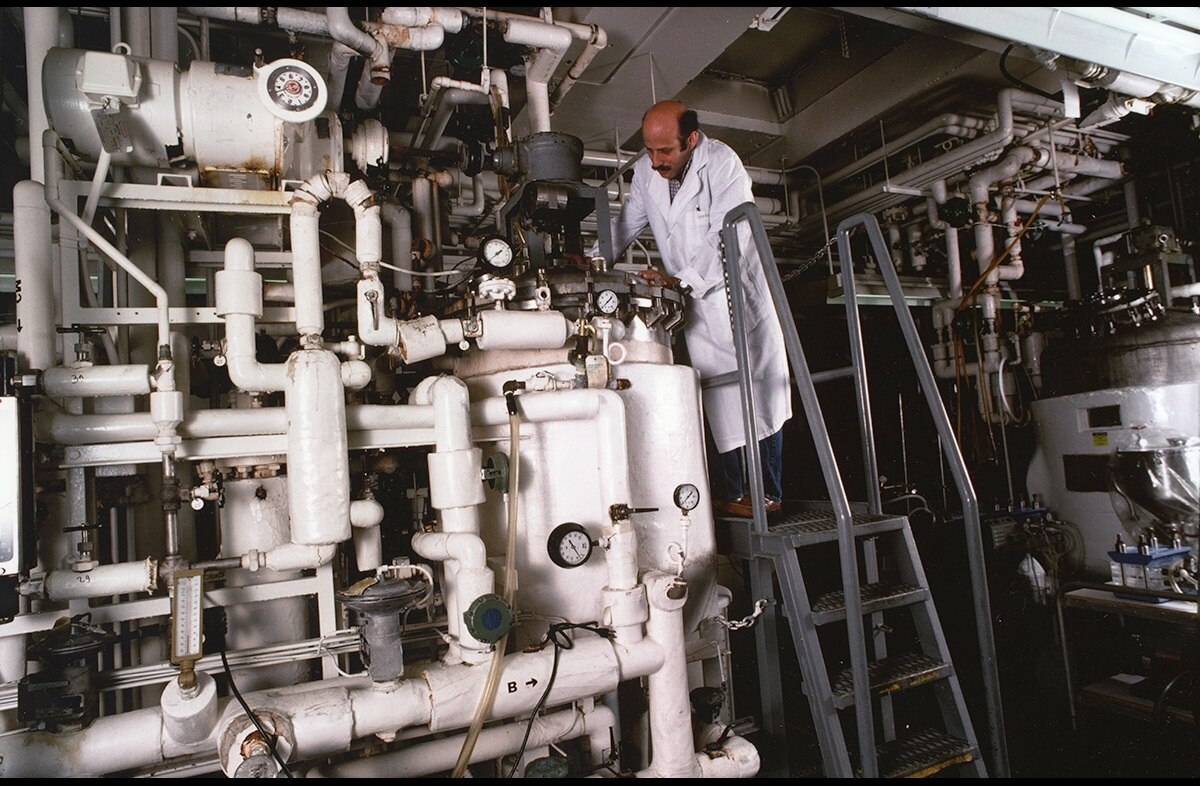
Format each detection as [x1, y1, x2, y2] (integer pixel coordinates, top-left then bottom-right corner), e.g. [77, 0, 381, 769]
[714, 429, 783, 503]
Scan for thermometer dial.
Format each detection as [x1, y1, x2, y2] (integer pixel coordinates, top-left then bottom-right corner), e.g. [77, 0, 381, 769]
[547, 522, 594, 569]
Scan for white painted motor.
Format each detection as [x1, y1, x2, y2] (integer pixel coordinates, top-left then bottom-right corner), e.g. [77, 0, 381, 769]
[41, 47, 339, 184]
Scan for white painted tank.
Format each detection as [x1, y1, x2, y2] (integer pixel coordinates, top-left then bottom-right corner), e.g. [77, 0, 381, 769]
[457, 348, 722, 642]
[220, 475, 308, 690]
[1026, 381, 1200, 576]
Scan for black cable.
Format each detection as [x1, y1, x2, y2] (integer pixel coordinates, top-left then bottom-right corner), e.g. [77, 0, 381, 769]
[505, 622, 614, 778]
[1000, 44, 1058, 100]
[1152, 665, 1198, 727]
[219, 649, 293, 778]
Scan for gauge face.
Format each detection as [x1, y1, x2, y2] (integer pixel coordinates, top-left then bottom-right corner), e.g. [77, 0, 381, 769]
[673, 483, 701, 512]
[256, 58, 327, 123]
[596, 288, 620, 315]
[547, 522, 593, 569]
[267, 66, 318, 111]
[480, 236, 515, 269]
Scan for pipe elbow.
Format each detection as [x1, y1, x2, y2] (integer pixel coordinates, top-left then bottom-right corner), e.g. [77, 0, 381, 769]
[412, 530, 487, 568]
[340, 359, 373, 390]
[350, 498, 385, 529]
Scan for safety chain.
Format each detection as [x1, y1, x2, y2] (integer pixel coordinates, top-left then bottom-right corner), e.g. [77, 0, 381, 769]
[780, 233, 839, 283]
[707, 598, 769, 631]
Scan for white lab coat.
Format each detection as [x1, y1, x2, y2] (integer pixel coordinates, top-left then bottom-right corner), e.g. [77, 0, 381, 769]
[608, 132, 792, 453]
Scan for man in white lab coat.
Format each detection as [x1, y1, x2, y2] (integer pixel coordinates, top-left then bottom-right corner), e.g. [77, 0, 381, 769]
[607, 100, 792, 517]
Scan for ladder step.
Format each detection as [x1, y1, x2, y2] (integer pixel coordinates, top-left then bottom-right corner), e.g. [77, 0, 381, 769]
[810, 581, 927, 625]
[767, 510, 906, 547]
[877, 729, 977, 778]
[830, 652, 951, 709]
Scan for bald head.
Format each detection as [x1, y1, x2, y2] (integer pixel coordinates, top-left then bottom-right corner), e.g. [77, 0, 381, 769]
[642, 100, 700, 180]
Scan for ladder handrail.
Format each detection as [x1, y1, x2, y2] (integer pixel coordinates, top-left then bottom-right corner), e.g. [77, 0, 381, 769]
[720, 202, 878, 778]
[835, 212, 1010, 778]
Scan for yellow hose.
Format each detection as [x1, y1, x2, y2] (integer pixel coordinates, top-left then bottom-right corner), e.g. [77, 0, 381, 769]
[451, 405, 521, 777]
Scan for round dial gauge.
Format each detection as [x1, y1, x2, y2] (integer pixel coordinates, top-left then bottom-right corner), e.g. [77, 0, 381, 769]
[270, 68, 317, 110]
[479, 235, 515, 270]
[547, 522, 594, 569]
[673, 483, 701, 512]
[256, 58, 327, 123]
[596, 288, 620, 315]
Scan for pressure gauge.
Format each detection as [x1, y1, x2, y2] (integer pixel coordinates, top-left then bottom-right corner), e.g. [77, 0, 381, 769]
[596, 288, 620, 315]
[478, 235, 515, 271]
[256, 58, 327, 123]
[547, 522, 594, 569]
[673, 483, 700, 512]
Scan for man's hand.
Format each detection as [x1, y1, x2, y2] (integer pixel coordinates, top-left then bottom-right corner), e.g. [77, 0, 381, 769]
[637, 268, 683, 289]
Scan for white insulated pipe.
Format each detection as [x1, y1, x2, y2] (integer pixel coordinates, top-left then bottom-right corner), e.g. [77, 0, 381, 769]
[412, 530, 495, 659]
[380, 7, 465, 32]
[13, 180, 56, 370]
[292, 172, 381, 343]
[998, 195, 1025, 281]
[122, 7, 152, 54]
[695, 725, 762, 778]
[501, 17, 573, 134]
[412, 175, 436, 267]
[285, 349, 352, 546]
[309, 704, 615, 778]
[412, 375, 489, 661]
[350, 497, 386, 572]
[500, 17, 574, 51]
[550, 23, 607, 113]
[23, 8, 59, 183]
[80, 147, 112, 229]
[1092, 231, 1128, 289]
[968, 145, 1037, 286]
[217, 239, 288, 392]
[150, 6, 179, 62]
[382, 201, 413, 291]
[641, 571, 702, 778]
[41, 364, 152, 397]
[213, 631, 665, 776]
[363, 19, 445, 51]
[37, 402, 438, 445]
[474, 310, 571, 350]
[244, 542, 338, 572]
[0, 703, 219, 777]
[290, 193, 333, 341]
[161, 673, 220, 747]
[325, 6, 382, 57]
[40, 558, 157, 601]
[459, 6, 606, 115]
[450, 175, 487, 217]
[428, 86, 484, 149]
[327, 43, 355, 110]
[0, 324, 16, 352]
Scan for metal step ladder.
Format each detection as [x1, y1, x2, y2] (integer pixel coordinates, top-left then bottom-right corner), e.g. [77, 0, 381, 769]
[713, 206, 1009, 778]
